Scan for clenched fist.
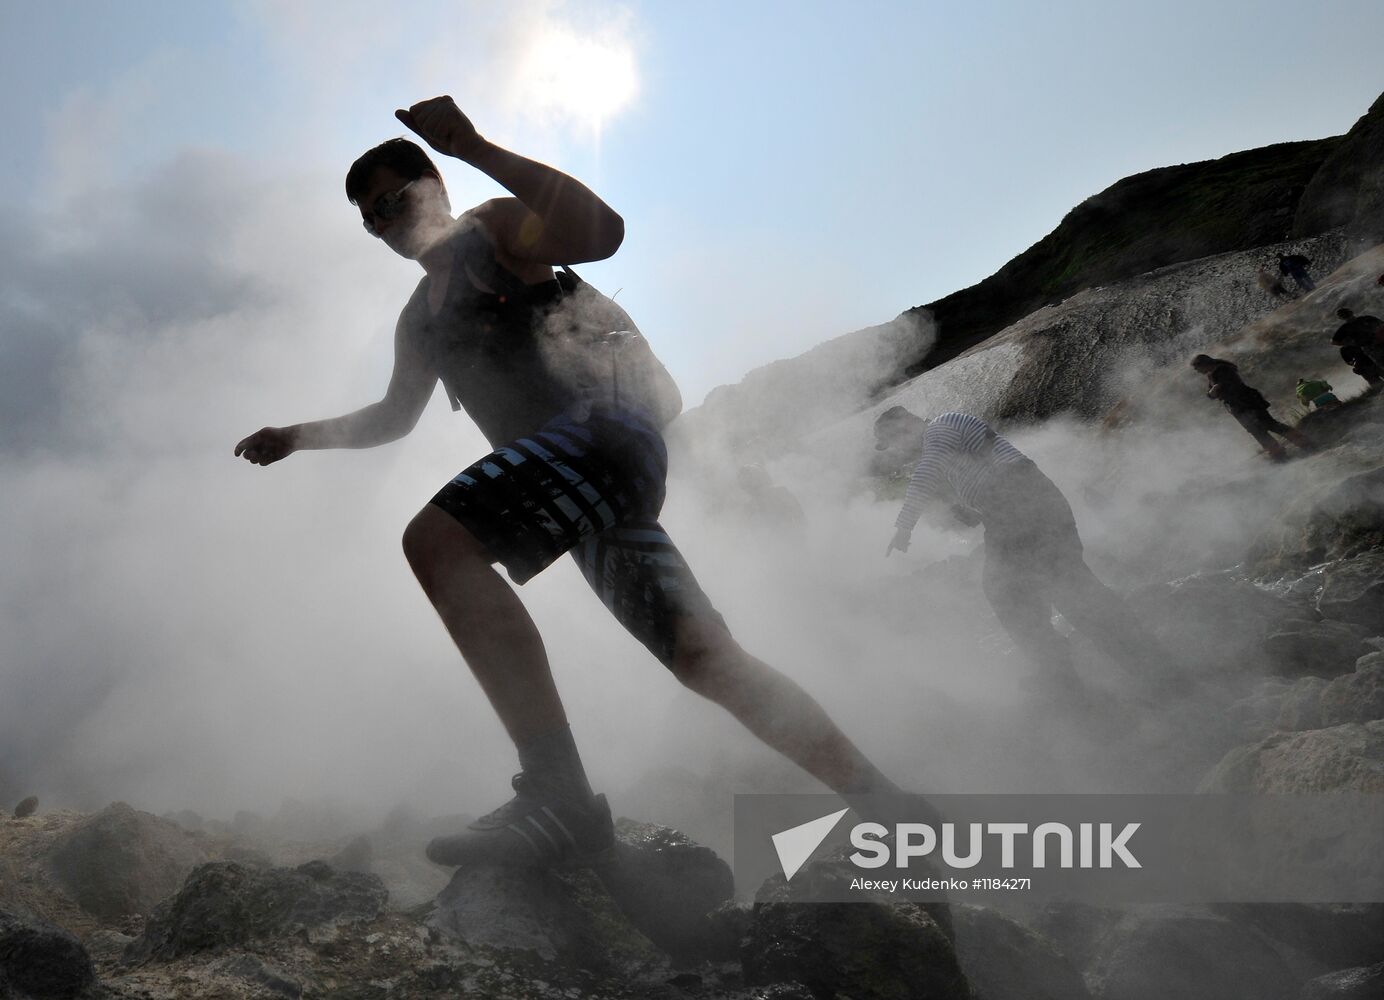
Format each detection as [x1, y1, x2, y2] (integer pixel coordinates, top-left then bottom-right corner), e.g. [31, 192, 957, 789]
[396, 96, 485, 161]
[235, 426, 298, 466]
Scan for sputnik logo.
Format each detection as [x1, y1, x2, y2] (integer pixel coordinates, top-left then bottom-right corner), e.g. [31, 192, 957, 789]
[771, 807, 851, 881]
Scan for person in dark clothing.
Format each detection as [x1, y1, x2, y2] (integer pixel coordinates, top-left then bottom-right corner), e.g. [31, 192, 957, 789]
[1278, 253, 1315, 293]
[1189, 355, 1312, 461]
[1340, 345, 1384, 386]
[1331, 308, 1384, 371]
[235, 96, 910, 871]
[878, 409, 1188, 701]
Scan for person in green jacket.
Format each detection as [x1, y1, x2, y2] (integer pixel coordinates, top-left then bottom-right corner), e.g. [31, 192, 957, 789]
[1295, 378, 1340, 410]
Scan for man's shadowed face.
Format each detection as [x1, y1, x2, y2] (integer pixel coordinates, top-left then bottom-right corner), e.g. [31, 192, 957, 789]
[358, 166, 452, 259]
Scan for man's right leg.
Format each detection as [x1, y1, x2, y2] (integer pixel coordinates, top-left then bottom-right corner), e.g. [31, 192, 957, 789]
[402, 504, 568, 749]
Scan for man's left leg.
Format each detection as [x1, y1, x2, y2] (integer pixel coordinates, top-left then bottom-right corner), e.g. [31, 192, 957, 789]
[573, 523, 907, 804]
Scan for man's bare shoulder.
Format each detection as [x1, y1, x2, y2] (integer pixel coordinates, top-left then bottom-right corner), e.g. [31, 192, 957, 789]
[395, 276, 431, 335]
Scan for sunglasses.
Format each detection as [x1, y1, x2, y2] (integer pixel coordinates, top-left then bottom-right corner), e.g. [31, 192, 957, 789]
[361, 179, 419, 235]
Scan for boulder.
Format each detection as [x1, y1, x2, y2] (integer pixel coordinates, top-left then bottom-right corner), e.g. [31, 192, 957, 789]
[1276, 676, 1329, 730]
[951, 904, 1090, 1000]
[206, 954, 303, 999]
[1294, 91, 1384, 242]
[0, 908, 95, 999]
[1299, 962, 1384, 1000]
[1263, 622, 1370, 679]
[1316, 552, 1384, 631]
[124, 860, 388, 962]
[741, 847, 969, 1000]
[593, 817, 735, 964]
[1319, 662, 1384, 727]
[424, 863, 667, 981]
[11, 797, 37, 820]
[1085, 906, 1299, 1000]
[1212, 903, 1384, 973]
[1199, 721, 1384, 794]
[45, 801, 209, 920]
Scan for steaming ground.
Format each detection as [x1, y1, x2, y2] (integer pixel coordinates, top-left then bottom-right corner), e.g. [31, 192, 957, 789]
[3, 154, 1370, 881]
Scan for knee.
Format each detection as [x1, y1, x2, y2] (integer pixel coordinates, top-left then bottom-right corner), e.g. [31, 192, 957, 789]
[670, 620, 742, 695]
[401, 505, 487, 582]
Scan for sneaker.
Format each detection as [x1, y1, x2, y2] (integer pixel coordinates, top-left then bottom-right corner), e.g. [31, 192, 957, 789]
[425, 772, 615, 869]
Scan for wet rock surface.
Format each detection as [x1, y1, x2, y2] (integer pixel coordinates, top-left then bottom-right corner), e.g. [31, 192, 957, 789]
[595, 817, 736, 964]
[1299, 962, 1384, 1000]
[951, 904, 1090, 1000]
[1084, 906, 1299, 1000]
[124, 859, 388, 962]
[1199, 720, 1384, 793]
[0, 908, 95, 999]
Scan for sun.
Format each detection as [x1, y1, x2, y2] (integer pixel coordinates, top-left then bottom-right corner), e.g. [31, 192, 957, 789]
[513, 23, 639, 136]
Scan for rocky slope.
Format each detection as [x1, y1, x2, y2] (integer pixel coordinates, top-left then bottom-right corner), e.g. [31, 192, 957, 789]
[682, 90, 1384, 457]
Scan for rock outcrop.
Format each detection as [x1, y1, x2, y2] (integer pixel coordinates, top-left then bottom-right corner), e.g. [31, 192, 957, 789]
[124, 859, 388, 963]
[44, 801, 209, 922]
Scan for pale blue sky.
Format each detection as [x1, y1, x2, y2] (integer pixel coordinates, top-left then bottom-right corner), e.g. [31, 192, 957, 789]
[3, 0, 1382, 403]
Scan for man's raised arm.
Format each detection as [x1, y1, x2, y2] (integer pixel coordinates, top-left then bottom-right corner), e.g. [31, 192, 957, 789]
[396, 95, 624, 264]
[234, 310, 436, 466]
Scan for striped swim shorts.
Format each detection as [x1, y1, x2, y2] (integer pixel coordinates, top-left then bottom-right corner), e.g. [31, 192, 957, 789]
[428, 405, 727, 668]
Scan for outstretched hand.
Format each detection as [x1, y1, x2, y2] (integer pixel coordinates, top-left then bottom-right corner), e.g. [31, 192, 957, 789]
[235, 426, 297, 467]
[396, 96, 484, 160]
[885, 527, 912, 557]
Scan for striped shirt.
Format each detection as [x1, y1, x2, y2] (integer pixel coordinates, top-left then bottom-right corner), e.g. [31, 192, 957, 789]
[895, 412, 1028, 531]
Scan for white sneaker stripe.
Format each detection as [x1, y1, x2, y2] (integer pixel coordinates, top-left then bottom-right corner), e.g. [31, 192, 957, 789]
[507, 822, 543, 857]
[526, 814, 562, 852]
[541, 806, 579, 848]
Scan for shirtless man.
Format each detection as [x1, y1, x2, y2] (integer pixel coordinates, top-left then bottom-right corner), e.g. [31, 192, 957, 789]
[236, 96, 906, 867]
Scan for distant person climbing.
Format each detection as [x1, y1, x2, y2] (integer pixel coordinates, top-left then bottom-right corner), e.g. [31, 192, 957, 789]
[1278, 253, 1315, 293]
[876, 408, 1185, 700]
[236, 96, 911, 873]
[1189, 354, 1313, 461]
[1295, 377, 1339, 410]
[1331, 308, 1384, 370]
[1340, 345, 1383, 387]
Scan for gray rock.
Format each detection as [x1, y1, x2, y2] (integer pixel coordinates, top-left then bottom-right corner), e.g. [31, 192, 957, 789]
[161, 809, 205, 831]
[124, 859, 388, 962]
[326, 834, 374, 874]
[0, 908, 95, 999]
[1263, 622, 1370, 679]
[1277, 676, 1329, 730]
[1085, 906, 1299, 1000]
[1317, 552, 1384, 632]
[207, 954, 303, 998]
[1199, 721, 1384, 793]
[11, 797, 37, 820]
[45, 801, 209, 920]
[1212, 903, 1384, 972]
[741, 847, 969, 1000]
[424, 863, 668, 981]
[1320, 663, 1384, 726]
[1299, 962, 1384, 1000]
[593, 817, 735, 964]
[702, 900, 753, 963]
[951, 904, 1089, 1000]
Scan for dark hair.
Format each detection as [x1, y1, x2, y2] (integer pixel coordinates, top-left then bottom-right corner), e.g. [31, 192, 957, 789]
[1190, 354, 1214, 368]
[1337, 307, 1355, 320]
[345, 138, 442, 204]
[875, 405, 914, 425]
